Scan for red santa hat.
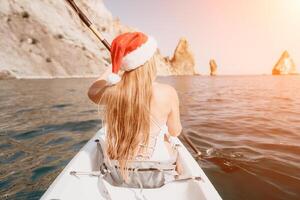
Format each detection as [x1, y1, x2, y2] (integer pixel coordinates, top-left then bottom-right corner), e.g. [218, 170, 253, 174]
[106, 32, 157, 85]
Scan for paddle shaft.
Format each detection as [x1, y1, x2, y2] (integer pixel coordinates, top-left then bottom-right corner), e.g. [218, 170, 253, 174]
[181, 133, 202, 157]
[65, 0, 111, 51]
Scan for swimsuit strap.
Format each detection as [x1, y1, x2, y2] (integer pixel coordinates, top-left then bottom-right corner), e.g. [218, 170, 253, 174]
[149, 113, 163, 132]
[136, 113, 167, 160]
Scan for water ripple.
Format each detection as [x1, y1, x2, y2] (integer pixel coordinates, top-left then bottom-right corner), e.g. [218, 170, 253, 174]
[0, 76, 300, 200]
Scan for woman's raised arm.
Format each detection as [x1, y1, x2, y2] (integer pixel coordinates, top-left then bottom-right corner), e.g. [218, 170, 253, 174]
[87, 67, 111, 104]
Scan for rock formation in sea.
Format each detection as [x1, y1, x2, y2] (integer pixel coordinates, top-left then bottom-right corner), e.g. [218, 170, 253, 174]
[272, 51, 298, 75]
[0, 0, 196, 79]
[168, 38, 198, 75]
[154, 50, 172, 75]
[209, 59, 217, 76]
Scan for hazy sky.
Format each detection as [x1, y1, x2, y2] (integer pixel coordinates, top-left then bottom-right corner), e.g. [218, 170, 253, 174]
[105, 0, 300, 75]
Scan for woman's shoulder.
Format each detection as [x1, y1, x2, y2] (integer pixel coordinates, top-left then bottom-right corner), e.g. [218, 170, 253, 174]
[152, 82, 178, 99]
[151, 82, 179, 121]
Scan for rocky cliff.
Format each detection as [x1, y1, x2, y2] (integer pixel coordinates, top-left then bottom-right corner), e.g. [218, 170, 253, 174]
[0, 0, 196, 79]
[209, 59, 217, 76]
[272, 51, 298, 75]
[0, 0, 127, 79]
[168, 38, 198, 75]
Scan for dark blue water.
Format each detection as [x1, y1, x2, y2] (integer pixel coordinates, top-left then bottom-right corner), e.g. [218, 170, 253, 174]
[0, 76, 299, 200]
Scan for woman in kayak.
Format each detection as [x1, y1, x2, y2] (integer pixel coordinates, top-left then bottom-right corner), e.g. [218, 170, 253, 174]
[88, 32, 182, 178]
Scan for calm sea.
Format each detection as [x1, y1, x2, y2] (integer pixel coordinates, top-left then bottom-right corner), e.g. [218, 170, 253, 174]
[0, 76, 299, 200]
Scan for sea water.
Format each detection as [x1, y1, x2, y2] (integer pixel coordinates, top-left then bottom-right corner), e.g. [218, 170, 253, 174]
[0, 75, 299, 200]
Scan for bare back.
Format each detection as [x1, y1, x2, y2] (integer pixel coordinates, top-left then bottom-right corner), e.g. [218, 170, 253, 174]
[150, 82, 182, 137]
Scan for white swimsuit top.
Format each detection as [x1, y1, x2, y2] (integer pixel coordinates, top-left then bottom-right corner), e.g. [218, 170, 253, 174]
[148, 124, 171, 162]
[101, 123, 172, 163]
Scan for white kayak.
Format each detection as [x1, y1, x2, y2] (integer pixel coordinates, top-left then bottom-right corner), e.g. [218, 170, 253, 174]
[41, 128, 222, 200]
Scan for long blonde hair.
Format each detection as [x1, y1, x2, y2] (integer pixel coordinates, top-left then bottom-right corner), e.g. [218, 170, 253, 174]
[100, 55, 157, 178]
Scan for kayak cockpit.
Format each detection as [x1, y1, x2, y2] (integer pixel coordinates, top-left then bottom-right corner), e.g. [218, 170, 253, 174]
[41, 128, 222, 200]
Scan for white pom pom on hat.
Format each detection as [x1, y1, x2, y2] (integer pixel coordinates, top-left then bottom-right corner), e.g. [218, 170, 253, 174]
[106, 72, 121, 86]
[106, 32, 157, 86]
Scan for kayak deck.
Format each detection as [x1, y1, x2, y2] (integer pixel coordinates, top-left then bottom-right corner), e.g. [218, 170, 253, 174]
[41, 128, 222, 200]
